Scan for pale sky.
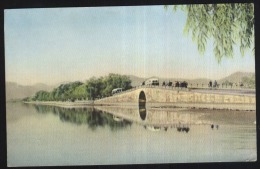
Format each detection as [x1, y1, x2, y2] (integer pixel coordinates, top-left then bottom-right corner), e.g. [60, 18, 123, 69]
[4, 6, 255, 85]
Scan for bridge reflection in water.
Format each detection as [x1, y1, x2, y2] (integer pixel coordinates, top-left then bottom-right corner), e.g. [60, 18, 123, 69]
[33, 104, 197, 133]
[8, 102, 256, 165]
[139, 91, 147, 121]
[95, 106, 200, 133]
[35, 101, 256, 134]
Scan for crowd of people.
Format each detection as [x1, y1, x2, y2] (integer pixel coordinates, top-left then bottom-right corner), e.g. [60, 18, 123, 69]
[161, 81, 188, 88]
[143, 79, 246, 89]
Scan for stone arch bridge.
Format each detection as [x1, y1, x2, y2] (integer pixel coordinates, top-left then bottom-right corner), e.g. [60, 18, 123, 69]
[94, 86, 255, 111]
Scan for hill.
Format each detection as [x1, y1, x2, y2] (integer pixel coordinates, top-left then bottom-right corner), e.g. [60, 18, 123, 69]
[218, 72, 255, 84]
[127, 71, 255, 87]
[127, 75, 146, 87]
[6, 82, 54, 101]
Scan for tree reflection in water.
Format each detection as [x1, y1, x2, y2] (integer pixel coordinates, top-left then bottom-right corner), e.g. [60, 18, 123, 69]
[33, 105, 221, 133]
[33, 105, 132, 131]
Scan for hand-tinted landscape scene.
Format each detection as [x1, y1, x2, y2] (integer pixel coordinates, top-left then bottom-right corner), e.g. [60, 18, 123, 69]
[5, 4, 256, 166]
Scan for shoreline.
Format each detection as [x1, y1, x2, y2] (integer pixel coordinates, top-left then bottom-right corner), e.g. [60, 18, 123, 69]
[23, 101, 94, 108]
[23, 101, 256, 111]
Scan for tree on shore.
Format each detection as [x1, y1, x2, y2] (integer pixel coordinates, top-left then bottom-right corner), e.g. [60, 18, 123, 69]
[165, 3, 254, 63]
[32, 90, 52, 101]
[101, 73, 132, 97]
[85, 73, 132, 99]
[27, 74, 132, 102]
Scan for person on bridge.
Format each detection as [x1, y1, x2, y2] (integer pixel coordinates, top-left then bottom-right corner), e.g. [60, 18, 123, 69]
[162, 81, 165, 86]
[209, 80, 212, 88]
[211, 124, 214, 129]
[175, 81, 179, 88]
[213, 80, 217, 88]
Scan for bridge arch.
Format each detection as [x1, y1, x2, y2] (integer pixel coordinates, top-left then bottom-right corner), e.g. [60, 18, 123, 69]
[139, 91, 147, 120]
[139, 91, 146, 104]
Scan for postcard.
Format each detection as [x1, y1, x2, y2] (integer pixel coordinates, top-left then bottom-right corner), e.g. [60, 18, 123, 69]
[5, 4, 256, 166]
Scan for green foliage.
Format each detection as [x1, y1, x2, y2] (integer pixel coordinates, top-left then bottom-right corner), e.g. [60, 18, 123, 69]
[34, 105, 132, 130]
[166, 3, 254, 63]
[85, 73, 132, 99]
[72, 84, 88, 100]
[85, 77, 104, 99]
[22, 97, 33, 102]
[47, 81, 83, 101]
[32, 90, 52, 101]
[26, 74, 132, 101]
[101, 73, 132, 97]
[31, 81, 83, 101]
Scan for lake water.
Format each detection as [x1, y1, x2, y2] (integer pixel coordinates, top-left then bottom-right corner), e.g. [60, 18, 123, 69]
[6, 102, 256, 166]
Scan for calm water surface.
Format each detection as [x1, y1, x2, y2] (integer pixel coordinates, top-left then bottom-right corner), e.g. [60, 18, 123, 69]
[6, 102, 256, 166]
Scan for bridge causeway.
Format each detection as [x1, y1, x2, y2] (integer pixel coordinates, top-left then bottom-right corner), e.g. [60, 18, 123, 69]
[94, 86, 255, 111]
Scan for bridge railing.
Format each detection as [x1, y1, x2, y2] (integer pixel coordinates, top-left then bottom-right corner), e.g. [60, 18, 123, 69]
[186, 83, 255, 90]
[94, 84, 190, 101]
[94, 82, 255, 101]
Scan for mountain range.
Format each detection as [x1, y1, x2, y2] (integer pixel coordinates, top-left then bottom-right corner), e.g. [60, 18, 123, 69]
[5, 71, 255, 101]
[5, 82, 54, 101]
[128, 71, 255, 87]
